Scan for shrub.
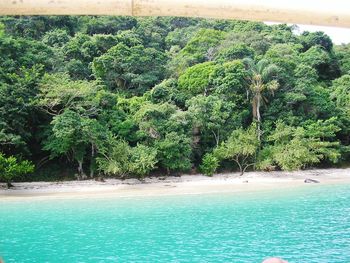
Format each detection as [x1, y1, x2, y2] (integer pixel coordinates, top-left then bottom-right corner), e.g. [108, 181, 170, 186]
[97, 140, 158, 178]
[96, 140, 131, 177]
[0, 153, 34, 187]
[200, 153, 219, 176]
[129, 144, 158, 178]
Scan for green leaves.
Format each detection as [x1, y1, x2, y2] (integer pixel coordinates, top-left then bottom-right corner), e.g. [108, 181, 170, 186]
[155, 132, 192, 173]
[178, 62, 217, 95]
[37, 73, 101, 116]
[258, 120, 341, 171]
[97, 140, 157, 178]
[1, 16, 350, 180]
[0, 153, 34, 184]
[92, 43, 166, 93]
[129, 144, 158, 177]
[200, 153, 219, 176]
[331, 75, 350, 116]
[214, 125, 259, 175]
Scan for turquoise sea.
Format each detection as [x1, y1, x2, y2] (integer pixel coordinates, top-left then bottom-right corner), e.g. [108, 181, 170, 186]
[1, 184, 350, 263]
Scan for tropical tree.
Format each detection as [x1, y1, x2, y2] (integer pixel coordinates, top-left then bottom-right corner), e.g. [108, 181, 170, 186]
[258, 120, 341, 171]
[243, 58, 279, 141]
[187, 95, 238, 147]
[214, 125, 259, 175]
[97, 140, 158, 178]
[129, 144, 158, 178]
[178, 62, 217, 95]
[37, 73, 101, 116]
[43, 110, 109, 179]
[92, 43, 166, 93]
[155, 132, 192, 174]
[0, 153, 34, 188]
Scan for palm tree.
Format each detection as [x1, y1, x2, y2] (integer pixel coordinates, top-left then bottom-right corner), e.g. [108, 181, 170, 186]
[243, 58, 279, 141]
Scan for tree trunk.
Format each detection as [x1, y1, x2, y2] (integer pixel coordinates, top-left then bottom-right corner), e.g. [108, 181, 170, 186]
[252, 96, 258, 120]
[90, 144, 95, 178]
[252, 94, 262, 141]
[233, 158, 243, 176]
[256, 94, 261, 141]
[6, 181, 14, 188]
[77, 160, 86, 180]
[212, 130, 220, 147]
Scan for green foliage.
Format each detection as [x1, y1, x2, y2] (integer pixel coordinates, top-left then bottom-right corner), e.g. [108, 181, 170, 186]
[210, 60, 247, 99]
[97, 139, 131, 177]
[42, 29, 70, 47]
[335, 44, 350, 74]
[43, 110, 110, 177]
[200, 153, 219, 176]
[215, 125, 259, 175]
[97, 140, 157, 178]
[187, 95, 242, 147]
[243, 58, 280, 141]
[259, 121, 341, 171]
[0, 16, 79, 39]
[168, 28, 225, 75]
[0, 66, 43, 154]
[37, 73, 101, 115]
[0, 23, 4, 37]
[181, 29, 226, 60]
[155, 132, 192, 173]
[300, 45, 330, 69]
[331, 75, 350, 116]
[215, 43, 255, 62]
[0, 16, 349, 181]
[92, 43, 166, 93]
[178, 62, 217, 95]
[84, 16, 136, 35]
[129, 144, 158, 177]
[0, 153, 34, 185]
[300, 31, 333, 52]
[264, 43, 300, 84]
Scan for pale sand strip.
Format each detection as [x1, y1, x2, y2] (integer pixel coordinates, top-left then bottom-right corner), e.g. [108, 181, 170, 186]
[0, 168, 349, 201]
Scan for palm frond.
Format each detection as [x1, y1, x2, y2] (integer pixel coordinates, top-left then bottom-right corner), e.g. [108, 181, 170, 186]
[242, 57, 256, 74]
[262, 64, 279, 81]
[256, 59, 270, 74]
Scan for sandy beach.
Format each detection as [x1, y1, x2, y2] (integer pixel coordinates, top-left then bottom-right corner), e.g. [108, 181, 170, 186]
[1, 168, 350, 201]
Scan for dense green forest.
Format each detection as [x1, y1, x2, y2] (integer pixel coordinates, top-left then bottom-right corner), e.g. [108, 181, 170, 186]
[0, 16, 350, 184]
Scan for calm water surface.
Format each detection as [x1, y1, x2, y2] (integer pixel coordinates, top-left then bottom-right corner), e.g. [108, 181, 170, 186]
[1, 184, 350, 263]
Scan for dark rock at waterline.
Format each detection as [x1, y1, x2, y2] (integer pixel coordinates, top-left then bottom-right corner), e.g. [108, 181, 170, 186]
[304, 178, 320, 184]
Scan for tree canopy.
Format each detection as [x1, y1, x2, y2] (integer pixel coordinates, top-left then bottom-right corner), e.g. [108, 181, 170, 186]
[0, 16, 349, 182]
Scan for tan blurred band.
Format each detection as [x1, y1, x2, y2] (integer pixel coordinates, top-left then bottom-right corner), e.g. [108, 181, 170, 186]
[0, 0, 349, 28]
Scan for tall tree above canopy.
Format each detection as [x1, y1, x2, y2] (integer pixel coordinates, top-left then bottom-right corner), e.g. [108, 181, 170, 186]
[243, 58, 279, 141]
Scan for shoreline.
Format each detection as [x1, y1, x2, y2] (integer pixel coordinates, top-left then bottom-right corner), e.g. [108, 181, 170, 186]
[1, 168, 350, 201]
